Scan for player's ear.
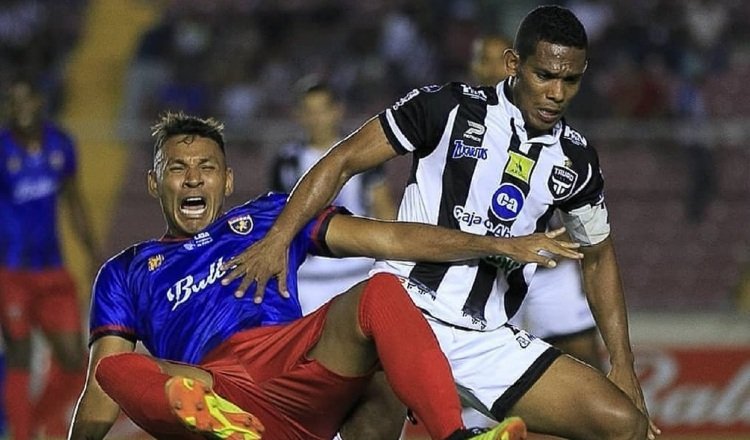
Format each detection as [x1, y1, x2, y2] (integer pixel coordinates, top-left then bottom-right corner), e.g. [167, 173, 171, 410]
[224, 167, 234, 197]
[504, 48, 519, 77]
[147, 169, 159, 199]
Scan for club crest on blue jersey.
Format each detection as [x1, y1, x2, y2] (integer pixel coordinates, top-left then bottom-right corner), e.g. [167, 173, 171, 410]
[491, 183, 524, 221]
[548, 165, 578, 200]
[228, 215, 253, 235]
[147, 254, 164, 272]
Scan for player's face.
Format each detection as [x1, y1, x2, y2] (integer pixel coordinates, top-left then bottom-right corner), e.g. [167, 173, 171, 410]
[148, 135, 234, 237]
[506, 41, 587, 136]
[7, 82, 43, 133]
[471, 38, 511, 85]
[298, 91, 342, 142]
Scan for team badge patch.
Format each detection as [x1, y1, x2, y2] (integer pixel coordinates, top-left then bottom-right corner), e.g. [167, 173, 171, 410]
[148, 254, 164, 272]
[491, 183, 524, 221]
[228, 215, 253, 235]
[548, 165, 578, 200]
[504, 151, 535, 183]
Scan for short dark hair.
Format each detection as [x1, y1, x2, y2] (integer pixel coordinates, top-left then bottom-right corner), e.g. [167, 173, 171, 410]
[151, 111, 225, 157]
[514, 5, 587, 60]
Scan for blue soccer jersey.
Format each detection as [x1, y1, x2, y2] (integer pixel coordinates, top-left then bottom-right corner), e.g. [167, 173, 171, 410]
[0, 123, 77, 269]
[89, 193, 347, 364]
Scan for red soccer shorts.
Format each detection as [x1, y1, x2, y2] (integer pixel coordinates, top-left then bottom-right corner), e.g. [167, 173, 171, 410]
[198, 302, 372, 440]
[0, 268, 82, 340]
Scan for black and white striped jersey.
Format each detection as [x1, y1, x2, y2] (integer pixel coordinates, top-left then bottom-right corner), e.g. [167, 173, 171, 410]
[372, 80, 610, 331]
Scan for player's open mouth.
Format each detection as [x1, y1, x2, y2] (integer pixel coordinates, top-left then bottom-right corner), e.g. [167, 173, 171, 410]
[180, 196, 207, 217]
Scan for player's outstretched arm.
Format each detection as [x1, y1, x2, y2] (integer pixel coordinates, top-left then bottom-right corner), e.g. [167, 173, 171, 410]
[221, 117, 398, 302]
[325, 216, 583, 266]
[69, 336, 135, 440]
[580, 237, 660, 439]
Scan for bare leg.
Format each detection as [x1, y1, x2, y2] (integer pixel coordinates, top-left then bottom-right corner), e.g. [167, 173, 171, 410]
[507, 355, 647, 440]
[340, 372, 406, 440]
[546, 328, 602, 370]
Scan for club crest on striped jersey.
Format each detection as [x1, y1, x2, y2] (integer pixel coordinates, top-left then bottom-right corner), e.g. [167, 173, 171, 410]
[491, 183, 524, 221]
[504, 151, 535, 183]
[228, 215, 253, 235]
[548, 166, 578, 200]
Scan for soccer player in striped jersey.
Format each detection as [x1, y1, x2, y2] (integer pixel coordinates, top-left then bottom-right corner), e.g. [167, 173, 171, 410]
[68, 112, 581, 440]
[0, 80, 100, 440]
[471, 34, 602, 370]
[224, 6, 659, 440]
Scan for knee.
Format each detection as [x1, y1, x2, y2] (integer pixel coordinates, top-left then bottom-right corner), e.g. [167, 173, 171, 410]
[595, 402, 648, 440]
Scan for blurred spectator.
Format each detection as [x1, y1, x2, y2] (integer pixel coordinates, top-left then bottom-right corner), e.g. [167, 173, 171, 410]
[268, 81, 396, 314]
[0, 80, 100, 440]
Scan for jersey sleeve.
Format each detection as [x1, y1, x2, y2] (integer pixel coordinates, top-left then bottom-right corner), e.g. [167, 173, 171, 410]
[557, 143, 610, 246]
[378, 84, 458, 156]
[300, 205, 353, 258]
[58, 130, 78, 178]
[89, 256, 138, 345]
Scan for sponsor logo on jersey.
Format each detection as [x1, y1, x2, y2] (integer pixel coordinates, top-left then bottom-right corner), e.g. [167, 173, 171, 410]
[459, 84, 487, 101]
[167, 257, 226, 310]
[452, 140, 487, 160]
[482, 254, 522, 273]
[563, 125, 587, 147]
[392, 88, 420, 110]
[504, 151, 535, 183]
[491, 183, 524, 221]
[548, 165, 578, 200]
[12, 177, 56, 203]
[183, 231, 213, 251]
[228, 215, 253, 235]
[463, 120, 486, 142]
[420, 84, 442, 93]
[453, 205, 511, 237]
[148, 254, 164, 272]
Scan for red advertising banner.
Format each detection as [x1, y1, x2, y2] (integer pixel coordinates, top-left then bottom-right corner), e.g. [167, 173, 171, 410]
[638, 346, 750, 435]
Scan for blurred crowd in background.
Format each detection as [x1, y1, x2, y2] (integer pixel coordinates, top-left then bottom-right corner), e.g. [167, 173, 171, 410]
[2, 0, 750, 315]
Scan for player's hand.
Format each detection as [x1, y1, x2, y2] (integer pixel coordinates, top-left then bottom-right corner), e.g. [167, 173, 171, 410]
[220, 235, 290, 303]
[501, 227, 583, 267]
[608, 363, 661, 439]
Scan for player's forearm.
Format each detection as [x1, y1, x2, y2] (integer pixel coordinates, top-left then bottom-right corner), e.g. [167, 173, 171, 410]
[581, 238, 635, 366]
[330, 217, 517, 262]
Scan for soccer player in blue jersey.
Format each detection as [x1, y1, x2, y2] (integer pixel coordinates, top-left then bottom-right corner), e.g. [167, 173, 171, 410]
[68, 112, 582, 440]
[0, 80, 101, 440]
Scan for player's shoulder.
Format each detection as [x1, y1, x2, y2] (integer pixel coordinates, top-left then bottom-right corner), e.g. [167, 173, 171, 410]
[43, 122, 75, 146]
[558, 120, 599, 161]
[446, 81, 499, 105]
[99, 240, 161, 278]
[227, 192, 288, 219]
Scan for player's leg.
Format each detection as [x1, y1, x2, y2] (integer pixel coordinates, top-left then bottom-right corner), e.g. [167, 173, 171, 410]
[95, 352, 264, 440]
[338, 372, 406, 440]
[309, 273, 526, 440]
[505, 355, 647, 440]
[34, 269, 87, 437]
[0, 270, 34, 440]
[545, 328, 601, 369]
[523, 259, 602, 369]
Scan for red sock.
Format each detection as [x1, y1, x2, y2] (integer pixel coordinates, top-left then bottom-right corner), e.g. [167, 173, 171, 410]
[95, 353, 194, 438]
[32, 360, 86, 437]
[5, 369, 31, 440]
[358, 273, 464, 440]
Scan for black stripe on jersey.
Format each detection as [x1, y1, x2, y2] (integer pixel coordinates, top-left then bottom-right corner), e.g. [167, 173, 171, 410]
[462, 120, 544, 323]
[535, 205, 556, 233]
[269, 143, 303, 193]
[409, 86, 490, 292]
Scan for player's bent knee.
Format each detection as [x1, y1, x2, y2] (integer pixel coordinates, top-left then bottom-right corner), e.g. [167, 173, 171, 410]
[592, 400, 648, 440]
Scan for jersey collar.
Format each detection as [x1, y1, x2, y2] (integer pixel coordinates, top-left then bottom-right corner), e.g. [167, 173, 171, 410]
[497, 79, 563, 146]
